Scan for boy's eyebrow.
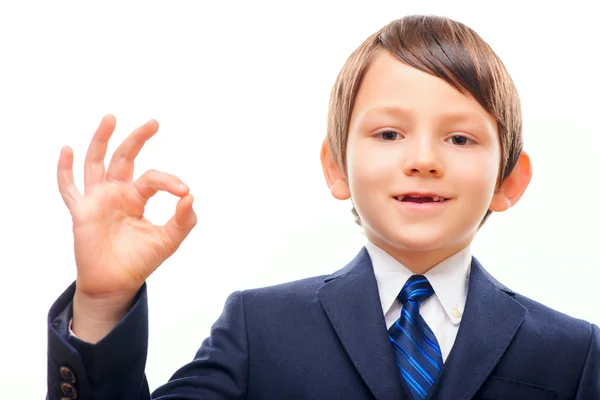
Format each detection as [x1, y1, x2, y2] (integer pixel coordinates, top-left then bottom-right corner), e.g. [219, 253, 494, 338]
[356, 105, 491, 127]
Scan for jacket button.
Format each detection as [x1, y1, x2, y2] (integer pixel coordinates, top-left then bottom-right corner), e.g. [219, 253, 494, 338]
[61, 382, 78, 399]
[60, 366, 76, 383]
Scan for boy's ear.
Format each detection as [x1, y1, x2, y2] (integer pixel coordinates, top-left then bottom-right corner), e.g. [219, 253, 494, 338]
[489, 151, 532, 212]
[320, 140, 351, 200]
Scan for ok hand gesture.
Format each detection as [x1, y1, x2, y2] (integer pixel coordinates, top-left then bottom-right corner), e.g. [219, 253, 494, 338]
[57, 115, 197, 304]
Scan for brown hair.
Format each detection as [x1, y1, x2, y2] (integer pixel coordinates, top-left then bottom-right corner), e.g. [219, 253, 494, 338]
[326, 15, 523, 226]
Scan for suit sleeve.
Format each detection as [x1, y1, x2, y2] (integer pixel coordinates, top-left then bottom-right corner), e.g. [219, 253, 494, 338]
[575, 323, 600, 399]
[47, 282, 249, 400]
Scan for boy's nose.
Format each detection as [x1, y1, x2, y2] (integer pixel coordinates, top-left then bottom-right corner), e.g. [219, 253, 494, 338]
[403, 143, 444, 178]
[406, 164, 443, 177]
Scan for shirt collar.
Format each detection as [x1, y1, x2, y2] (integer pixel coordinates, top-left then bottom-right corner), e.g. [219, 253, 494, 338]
[365, 241, 471, 325]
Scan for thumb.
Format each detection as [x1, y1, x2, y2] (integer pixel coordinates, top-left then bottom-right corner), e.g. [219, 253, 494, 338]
[161, 194, 197, 254]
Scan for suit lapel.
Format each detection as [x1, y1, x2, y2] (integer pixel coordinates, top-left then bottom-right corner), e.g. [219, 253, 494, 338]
[317, 248, 408, 400]
[430, 257, 527, 400]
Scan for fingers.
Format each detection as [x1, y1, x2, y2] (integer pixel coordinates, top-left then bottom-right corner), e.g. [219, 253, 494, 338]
[106, 119, 159, 182]
[57, 146, 83, 209]
[133, 170, 196, 254]
[133, 169, 190, 202]
[84, 115, 117, 193]
[161, 194, 197, 253]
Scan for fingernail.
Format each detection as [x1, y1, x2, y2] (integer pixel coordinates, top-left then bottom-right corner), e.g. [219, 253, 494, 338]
[178, 183, 189, 191]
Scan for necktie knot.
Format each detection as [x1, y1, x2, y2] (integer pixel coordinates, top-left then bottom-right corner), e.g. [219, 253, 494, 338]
[398, 275, 434, 306]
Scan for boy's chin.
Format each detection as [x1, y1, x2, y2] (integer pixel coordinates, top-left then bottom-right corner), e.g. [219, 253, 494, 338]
[373, 224, 462, 252]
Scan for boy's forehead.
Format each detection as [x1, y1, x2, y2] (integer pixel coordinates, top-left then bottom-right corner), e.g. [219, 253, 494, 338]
[352, 51, 493, 125]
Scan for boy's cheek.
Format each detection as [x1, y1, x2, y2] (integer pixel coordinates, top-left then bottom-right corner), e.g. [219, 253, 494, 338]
[451, 156, 499, 188]
[348, 168, 396, 198]
[348, 147, 402, 178]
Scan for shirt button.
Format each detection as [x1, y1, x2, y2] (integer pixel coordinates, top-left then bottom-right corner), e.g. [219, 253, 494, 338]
[451, 304, 463, 318]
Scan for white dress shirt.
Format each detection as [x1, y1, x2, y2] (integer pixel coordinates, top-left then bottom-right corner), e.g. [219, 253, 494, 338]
[365, 241, 471, 362]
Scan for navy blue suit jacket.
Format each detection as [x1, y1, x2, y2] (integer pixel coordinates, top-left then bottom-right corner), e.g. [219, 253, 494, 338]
[47, 249, 600, 399]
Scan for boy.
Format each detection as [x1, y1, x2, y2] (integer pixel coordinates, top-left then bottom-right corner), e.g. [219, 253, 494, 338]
[47, 15, 599, 399]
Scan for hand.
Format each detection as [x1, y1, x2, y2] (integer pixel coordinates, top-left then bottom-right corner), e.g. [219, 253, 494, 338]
[57, 115, 197, 301]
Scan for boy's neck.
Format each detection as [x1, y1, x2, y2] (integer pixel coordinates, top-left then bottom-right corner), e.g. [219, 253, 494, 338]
[366, 236, 473, 275]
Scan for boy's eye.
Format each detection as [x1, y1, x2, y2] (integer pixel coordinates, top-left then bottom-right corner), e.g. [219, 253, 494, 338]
[446, 135, 472, 146]
[379, 131, 399, 140]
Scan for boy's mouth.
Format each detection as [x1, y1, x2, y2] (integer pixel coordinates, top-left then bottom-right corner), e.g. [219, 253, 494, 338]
[394, 194, 450, 203]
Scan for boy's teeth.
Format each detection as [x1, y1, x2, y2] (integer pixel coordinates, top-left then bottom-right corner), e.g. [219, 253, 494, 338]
[396, 195, 446, 202]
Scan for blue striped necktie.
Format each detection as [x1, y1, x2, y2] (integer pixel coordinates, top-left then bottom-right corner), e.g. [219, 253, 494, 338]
[388, 275, 443, 399]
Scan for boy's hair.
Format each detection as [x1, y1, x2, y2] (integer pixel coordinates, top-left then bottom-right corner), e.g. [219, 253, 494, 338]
[326, 15, 523, 226]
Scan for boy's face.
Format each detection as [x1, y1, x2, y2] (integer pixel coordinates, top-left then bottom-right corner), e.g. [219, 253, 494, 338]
[324, 51, 529, 270]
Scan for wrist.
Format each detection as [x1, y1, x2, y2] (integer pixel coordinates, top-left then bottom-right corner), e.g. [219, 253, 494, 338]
[72, 290, 136, 343]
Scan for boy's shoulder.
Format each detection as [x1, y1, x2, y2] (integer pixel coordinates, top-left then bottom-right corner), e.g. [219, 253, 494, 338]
[474, 258, 594, 340]
[239, 250, 367, 305]
[241, 273, 331, 305]
[510, 288, 594, 341]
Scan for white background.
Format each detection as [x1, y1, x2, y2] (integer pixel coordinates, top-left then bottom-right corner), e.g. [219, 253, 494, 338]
[0, 0, 598, 396]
